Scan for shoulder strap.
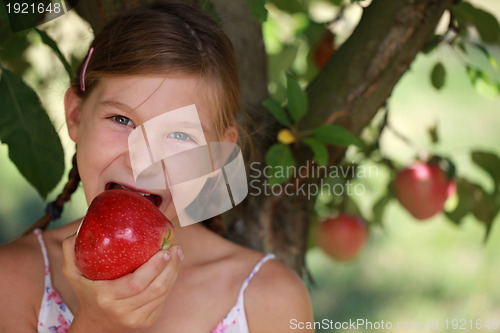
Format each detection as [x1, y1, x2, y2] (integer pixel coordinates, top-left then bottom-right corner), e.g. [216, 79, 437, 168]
[237, 253, 275, 299]
[33, 228, 52, 287]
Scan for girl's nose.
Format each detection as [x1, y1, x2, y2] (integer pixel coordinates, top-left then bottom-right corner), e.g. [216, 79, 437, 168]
[127, 126, 153, 181]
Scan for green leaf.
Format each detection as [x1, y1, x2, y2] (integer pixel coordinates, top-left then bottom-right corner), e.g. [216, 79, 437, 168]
[307, 218, 319, 250]
[445, 177, 500, 240]
[438, 156, 456, 180]
[452, 2, 500, 44]
[0, 17, 31, 73]
[370, 179, 395, 226]
[445, 178, 475, 225]
[471, 150, 500, 192]
[303, 137, 328, 166]
[466, 65, 483, 84]
[265, 143, 296, 185]
[431, 62, 446, 90]
[470, 186, 498, 223]
[286, 73, 308, 123]
[0, 1, 9, 22]
[455, 40, 467, 54]
[343, 194, 364, 218]
[0, 68, 64, 199]
[422, 34, 441, 54]
[263, 98, 291, 126]
[268, 44, 298, 85]
[470, 42, 499, 71]
[266, 0, 307, 14]
[427, 122, 439, 145]
[200, 0, 222, 24]
[246, 0, 268, 24]
[372, 192, 392, 226]
[312, 124, 362, 147]
[33, 28, 74, 79]
[468, 182, 499, 240]
[465, 65, 500, 96]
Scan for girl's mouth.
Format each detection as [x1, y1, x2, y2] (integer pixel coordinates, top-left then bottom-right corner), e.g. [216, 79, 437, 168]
[105, 182, 163, 207]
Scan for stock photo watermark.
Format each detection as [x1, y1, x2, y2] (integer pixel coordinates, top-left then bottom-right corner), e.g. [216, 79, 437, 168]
[3, 0, 78, 32]
[290, 318, 500, 331]
[248, 161, 379, 200]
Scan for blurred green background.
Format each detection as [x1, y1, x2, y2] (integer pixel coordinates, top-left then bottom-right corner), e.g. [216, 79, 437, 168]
[1, 1, 500, 332]
[304, 1, 500, 330]
[307, 56, 500, 330]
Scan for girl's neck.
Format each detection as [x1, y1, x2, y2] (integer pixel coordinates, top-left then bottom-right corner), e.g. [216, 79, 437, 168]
[159, 221, 230, 267]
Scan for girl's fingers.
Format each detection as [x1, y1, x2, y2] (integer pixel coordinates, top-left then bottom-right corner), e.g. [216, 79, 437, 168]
[133, 292, 170, 328]
[113, 246, 182, 299]
[127, 246, 182, 306]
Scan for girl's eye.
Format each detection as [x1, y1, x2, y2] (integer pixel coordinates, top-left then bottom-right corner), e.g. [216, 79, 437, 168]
[167, 132, 193, 142]
[112, 116, 135, 127]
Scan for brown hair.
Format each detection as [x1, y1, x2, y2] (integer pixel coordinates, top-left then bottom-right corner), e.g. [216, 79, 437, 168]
[26, 1, 241, 236]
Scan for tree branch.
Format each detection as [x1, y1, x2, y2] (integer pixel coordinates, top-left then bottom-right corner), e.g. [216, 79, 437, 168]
[303, 0, 454, 135]
[232, 0, 455, 273]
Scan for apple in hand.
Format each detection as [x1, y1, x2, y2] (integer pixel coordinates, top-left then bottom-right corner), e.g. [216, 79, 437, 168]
[75, 189, 175, 280]
[395, 162, 455, 220]
[316, 215, 368, 262]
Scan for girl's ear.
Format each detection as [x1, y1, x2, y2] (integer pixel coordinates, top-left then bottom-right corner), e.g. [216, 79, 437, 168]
[64, 87, 82, 142]
[219, 126, 239, 163]
[223, 126, 238, 144]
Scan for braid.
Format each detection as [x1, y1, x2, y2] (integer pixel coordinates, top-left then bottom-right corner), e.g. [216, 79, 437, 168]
[23, 153, 80, 236]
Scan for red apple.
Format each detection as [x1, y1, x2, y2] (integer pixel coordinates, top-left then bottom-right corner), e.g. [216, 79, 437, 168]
[316, 215, 368, 262]
[395, 162, 454, 220]
[75, 189, 174, 280]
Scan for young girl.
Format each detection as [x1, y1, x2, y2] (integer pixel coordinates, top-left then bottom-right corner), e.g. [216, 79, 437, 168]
[0, 2, 314, 332]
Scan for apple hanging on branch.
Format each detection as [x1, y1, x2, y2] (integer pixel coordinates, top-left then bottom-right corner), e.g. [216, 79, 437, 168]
[395, 160, 456, 220]
[316, 214, 368, 262]
[75, 189, 175, 280]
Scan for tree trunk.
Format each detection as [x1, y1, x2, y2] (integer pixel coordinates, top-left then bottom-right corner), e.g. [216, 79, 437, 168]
[228, 0, 454, 273]
[73, 0, 454, 273]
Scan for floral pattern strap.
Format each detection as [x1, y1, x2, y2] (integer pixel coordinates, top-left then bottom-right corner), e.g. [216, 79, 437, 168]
[211, 253, 276, 333]
[33, 229, 74, 333]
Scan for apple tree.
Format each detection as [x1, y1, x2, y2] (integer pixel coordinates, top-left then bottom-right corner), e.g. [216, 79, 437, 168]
[1, 0, 500, 273]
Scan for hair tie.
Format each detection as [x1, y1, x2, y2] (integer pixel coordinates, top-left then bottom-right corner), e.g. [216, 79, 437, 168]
[45, 201, 63, 221]
[80, 47, 94, 92]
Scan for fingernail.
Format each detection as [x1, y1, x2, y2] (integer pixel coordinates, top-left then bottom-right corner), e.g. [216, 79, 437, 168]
[163, 251, 170, 261]
[177, 247, 184, 261]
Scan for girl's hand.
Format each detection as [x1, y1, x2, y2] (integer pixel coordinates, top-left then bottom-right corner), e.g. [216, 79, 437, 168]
[62, 233, 183, 333]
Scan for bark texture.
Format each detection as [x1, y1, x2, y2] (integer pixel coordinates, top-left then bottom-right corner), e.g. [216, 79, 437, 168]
[228, 0, 455, 272]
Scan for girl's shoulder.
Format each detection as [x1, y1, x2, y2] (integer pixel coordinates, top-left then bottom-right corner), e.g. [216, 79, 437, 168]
[0, 230, 46, 291]
[0, 231, 46, 330]
[212, 239, 314, 332]
[241, 251, 314, 332]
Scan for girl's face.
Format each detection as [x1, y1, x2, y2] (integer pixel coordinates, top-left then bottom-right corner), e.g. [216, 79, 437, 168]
[65, 75, 234, 224]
